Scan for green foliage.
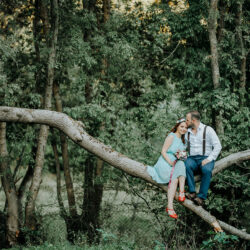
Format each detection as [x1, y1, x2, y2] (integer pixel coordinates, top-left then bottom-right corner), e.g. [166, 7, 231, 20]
[0, 0, 249, 249]
[201, 232, 239, 250]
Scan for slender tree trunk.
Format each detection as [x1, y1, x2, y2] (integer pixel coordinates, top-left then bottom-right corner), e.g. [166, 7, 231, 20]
[33, 0, 43, 96]
[91, 0, 111, 229]
[17, 164, 33, 223]
[19, 0, 42, 226]
[82, 0, 98, 98]
[0, 123, 19, 246]
[208, 0, 224, 135]
[236, 1, 247, 107]
[12, 147, 25, 180]
[92, 157, 104, 224]
[217, 2, 226, 42]
[103, 0, 110, 23]
[25, 0, 59, 229]
[17, 145, 36, 227]
[51, 132, 67, 218]
[53, 82, 77, 217]
[81, 150, 104, 243]
[82, 157, 103, 243]
[80, 2, 110, 242]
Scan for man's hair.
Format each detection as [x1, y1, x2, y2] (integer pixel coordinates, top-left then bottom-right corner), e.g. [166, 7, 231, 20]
[187, 110, 200, 121]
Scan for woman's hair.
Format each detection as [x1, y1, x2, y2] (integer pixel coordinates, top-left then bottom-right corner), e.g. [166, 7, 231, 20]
[167, 118, 186, 144]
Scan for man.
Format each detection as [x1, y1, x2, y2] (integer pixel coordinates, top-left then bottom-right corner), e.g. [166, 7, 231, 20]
[185, 111, 222, 206]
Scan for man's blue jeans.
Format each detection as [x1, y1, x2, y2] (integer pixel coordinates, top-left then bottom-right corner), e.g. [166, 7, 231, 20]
[185, 155, 215, 200]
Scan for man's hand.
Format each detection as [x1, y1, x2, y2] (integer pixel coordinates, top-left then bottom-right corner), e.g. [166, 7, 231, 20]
[202, 158, 210, 166]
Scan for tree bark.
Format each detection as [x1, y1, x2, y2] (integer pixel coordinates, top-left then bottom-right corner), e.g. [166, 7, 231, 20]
[217, 2, 226, 42]
[236, 1, 247, 107]
[82, 157, 98, 243]
[208, 0, 224, 135]
[1, 107, 250, 239]
[51, 133, 67, 218]
[103, 0, 110, 23]
[12, 146, 25, 180]
[80, 1, 110, 239]
[53, 82, 77, 217]
[33, 0, 43, 95]
[17, 163, 33, 224]
[0, 122, 19, 246]
[195, 150, 250, 182]
[25, 0, 59, 229]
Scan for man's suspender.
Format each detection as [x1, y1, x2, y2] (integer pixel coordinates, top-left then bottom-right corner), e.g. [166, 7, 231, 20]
[203, 126, 207, 155]
[188, 126, 207, 155]
[187, 132, 190, 155]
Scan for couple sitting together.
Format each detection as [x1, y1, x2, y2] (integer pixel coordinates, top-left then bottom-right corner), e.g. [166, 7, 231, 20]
[147, 111, 222, 219]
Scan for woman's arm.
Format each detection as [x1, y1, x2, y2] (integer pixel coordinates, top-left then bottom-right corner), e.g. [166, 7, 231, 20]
[161, 134, 175, 166]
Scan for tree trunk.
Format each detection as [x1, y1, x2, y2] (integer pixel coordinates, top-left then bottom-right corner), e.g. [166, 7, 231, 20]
[80, 156, 104, 244]
[217, 2, 226, 42]
[17, 163, 33, 223]
[82, 157, 98, 243]
[92, 158, 104, 230]
[53, 82, 77, 217]
[93, 158, 104, 217]
[25, 0, 59, 229]
[103, 0, 110, 23]
[80, 1, 110, 240]
[236, 1, 247, 107]
[1, 107, 250, 240]
[83, 0, 97, 12]
[51, 132, 67, 218]
[33, 0, 43, 96]
[0, 122, 19, 246]
[208, 0, 224, 135]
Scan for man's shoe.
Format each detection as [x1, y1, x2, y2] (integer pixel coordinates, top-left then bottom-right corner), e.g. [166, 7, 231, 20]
[186, 192, 196, 200]
[194, 197, 204, 206]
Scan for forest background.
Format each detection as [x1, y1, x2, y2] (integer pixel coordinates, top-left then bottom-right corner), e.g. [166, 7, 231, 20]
[0, 0, 249, 249]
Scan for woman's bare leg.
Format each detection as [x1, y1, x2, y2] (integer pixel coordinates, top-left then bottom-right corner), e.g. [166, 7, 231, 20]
[179, 176, 185, 193]
[167, 178, 178, 211]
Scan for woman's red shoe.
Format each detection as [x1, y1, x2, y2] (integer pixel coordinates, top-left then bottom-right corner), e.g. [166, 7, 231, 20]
[166, 208, 178, 219]
[178, 191, 185, 202]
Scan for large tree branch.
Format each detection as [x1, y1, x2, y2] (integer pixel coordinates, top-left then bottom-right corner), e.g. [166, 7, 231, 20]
[195, 150, 250, 182]
[0, 106, 249, 240]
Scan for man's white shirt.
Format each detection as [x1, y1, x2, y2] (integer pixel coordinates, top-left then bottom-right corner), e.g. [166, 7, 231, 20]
[185, 122, 222, 161]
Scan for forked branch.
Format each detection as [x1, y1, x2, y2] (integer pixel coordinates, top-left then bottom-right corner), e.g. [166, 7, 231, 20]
[0, 106, 249, 240]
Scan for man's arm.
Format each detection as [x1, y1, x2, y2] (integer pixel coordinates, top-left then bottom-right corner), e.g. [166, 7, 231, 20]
[206, 126, 222, 161]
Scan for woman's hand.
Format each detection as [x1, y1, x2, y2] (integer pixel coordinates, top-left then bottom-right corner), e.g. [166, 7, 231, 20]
[175, 150, 180, 159]
[175, 150, 187, 161]
[170, 161, 175, 167]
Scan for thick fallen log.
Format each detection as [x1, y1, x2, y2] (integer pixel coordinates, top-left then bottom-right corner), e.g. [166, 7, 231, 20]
[0, 106, 249, 240]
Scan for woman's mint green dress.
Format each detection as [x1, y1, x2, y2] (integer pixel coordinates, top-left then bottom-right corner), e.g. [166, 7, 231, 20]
[147, 132, 186, 184]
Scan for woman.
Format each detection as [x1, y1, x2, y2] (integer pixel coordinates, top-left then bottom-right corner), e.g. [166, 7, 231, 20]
[147, 118, 187, 219]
